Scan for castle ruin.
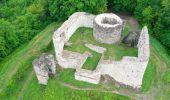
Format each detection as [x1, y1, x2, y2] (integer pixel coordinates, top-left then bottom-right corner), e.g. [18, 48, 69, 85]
[33, 12, 150, 89]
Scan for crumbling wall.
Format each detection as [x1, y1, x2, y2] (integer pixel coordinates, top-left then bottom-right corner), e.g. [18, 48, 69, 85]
[33, 53, 56, 85]
[52, 12, 150, 89]
[53, 12, 95, 68]
[75, 68, 101, 84]
[97, 26, 150, 88]
[137, 26, 150, 62]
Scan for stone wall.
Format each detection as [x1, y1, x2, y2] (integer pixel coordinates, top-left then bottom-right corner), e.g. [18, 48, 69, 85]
[85, 44, 106, 53]
[53, 12, 150, 89]
[53, 12, 95, 69]
[33, 53, 56, 85]
[96, 26, 149, 88]
[93, 13, 123, 44]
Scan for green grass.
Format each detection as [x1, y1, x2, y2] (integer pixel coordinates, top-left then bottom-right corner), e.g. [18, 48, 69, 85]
[57, 69, 99, 88]
[166, 92, 170, 100]
[163, 70, 170, 84]
[141, 60, 156, 92]
[64, 27, 137, 70]
[64, 32, 102, 70]
[122, 23, 132, 37]
[0, 22, 61, 99]
[21, 72, 129, 100]
[63, 26, 156, 92]
[0, 57, 34, 99]
[150, 37, 170, 67]
[57, 68, 119, 91]
[0, 22, 130, 99]
[83, 51, 102, 70]
[43, 78, 130, 100]
[1, 20, 170, 99]
[150, 37, 170, 85]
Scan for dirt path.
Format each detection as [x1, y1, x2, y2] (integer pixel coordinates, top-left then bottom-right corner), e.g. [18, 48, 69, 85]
[17, 70, 34, 99]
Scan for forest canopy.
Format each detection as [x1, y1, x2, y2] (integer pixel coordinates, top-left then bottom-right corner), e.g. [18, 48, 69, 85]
[0, 0, 170, 61]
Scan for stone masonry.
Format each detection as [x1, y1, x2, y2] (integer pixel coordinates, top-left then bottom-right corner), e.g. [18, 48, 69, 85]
[52, 12, 150, 89]
[33, 53, 56, 85]
[93, 13, 123, 44]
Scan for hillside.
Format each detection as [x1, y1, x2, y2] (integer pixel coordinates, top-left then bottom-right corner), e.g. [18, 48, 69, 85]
[0, 15, 170, 99]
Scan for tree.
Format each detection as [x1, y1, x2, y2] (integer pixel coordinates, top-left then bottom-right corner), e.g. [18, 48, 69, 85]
[157, 5, 170, 50]
[141, 6, 154, 33]
[48, 0, 107, 21]
[108, 0, 136, 12]
[0, 36, 7, 60]
[135, 0, 151, 23]
[0, 19, 19, 59]
[15, 13, 41, 43]
[0, 6, 13, 18]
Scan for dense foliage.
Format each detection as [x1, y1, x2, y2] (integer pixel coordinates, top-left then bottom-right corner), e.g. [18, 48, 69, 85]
[1, 0, 170, 60]
[0, 0, 107, 61]
[108, 0, 136, 12]
[0, 0, 50, 60]
[109, 0, 170, 52]
[136, 0, 170, 52]
[48, 0, 107, 21]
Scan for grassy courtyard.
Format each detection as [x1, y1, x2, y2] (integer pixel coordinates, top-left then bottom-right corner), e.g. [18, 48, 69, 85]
[64, 27, 138, 70]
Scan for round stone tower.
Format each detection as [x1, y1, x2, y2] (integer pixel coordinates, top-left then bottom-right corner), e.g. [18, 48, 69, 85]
[93, 13, 123, 44]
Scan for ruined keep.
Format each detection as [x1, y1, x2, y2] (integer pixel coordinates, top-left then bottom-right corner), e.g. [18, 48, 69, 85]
[93, 13, 123, 44]
[33, 53, 56, 85]
[51, 12, 150, 89]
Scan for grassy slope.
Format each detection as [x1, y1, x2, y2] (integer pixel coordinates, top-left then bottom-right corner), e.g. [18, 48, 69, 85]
[0, 22, 59, 99]
[0, 20, 170, 99]
[150, 37, 170, 99]
[0, 23, 129, 100]
[151, 37, 170, 84]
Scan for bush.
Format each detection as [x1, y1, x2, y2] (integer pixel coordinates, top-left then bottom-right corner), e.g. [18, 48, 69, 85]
[108, 0, 136, 12]
[48, 0, 107, 21]
[0, 19, 19, 60]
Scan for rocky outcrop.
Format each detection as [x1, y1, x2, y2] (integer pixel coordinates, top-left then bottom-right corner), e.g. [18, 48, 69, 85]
[122, 31, 141, 47]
